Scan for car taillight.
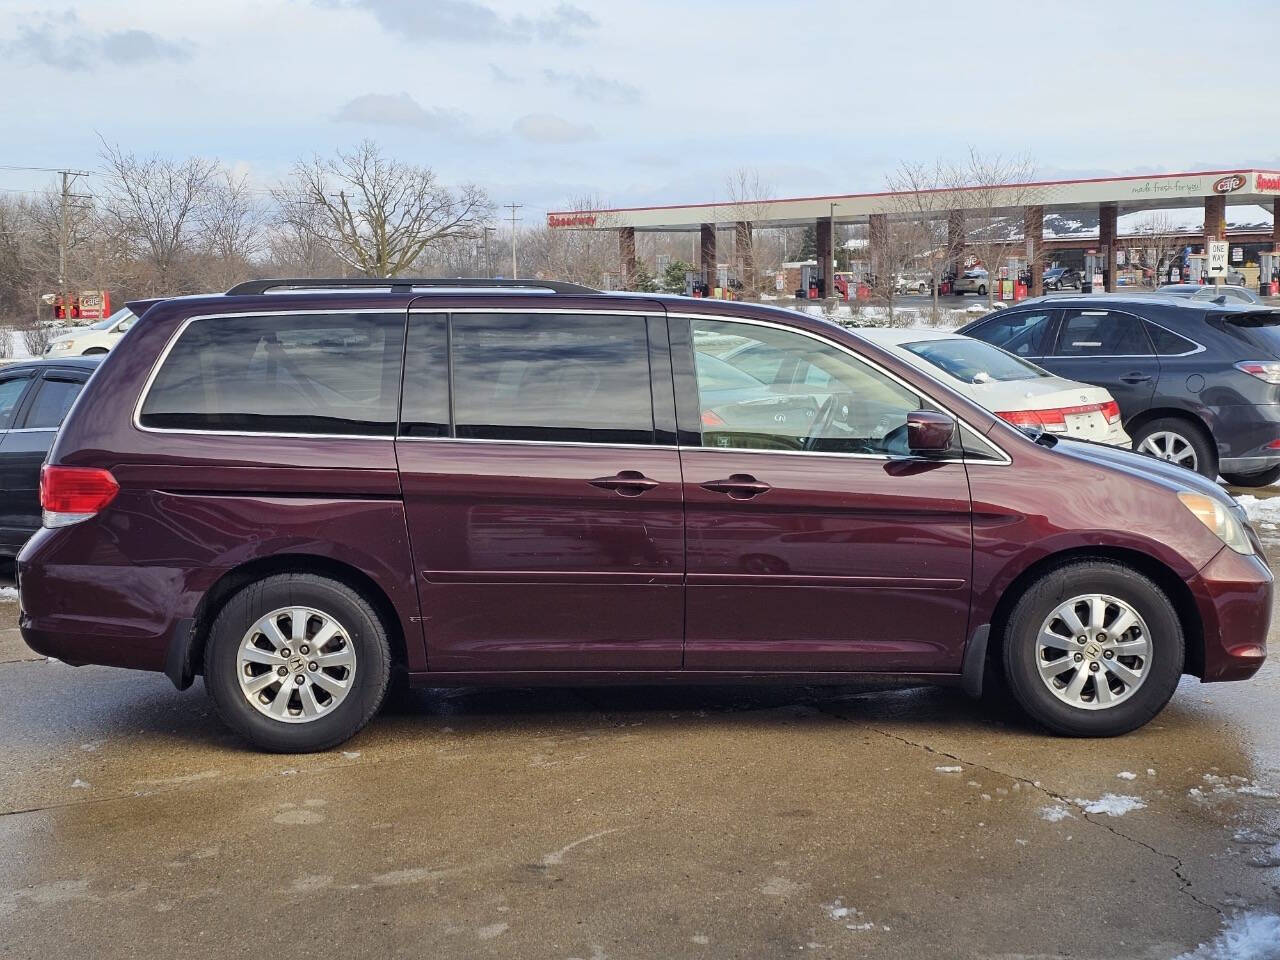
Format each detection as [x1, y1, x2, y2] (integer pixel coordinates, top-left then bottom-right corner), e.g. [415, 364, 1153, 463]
[40, 465, 118, 528]
[1234, 361, 1280, 384]
[701, 410, 727, 427]
[997, 401, 1118, 434]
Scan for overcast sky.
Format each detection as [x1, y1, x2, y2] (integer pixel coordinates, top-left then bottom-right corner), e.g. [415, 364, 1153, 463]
[2, 0, 1278, 219]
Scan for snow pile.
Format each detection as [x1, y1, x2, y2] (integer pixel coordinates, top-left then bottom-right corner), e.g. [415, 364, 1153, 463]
[1174, 912, 1280, 960]
[1234, 496, 1280, 524]
[1074, 794, 1146, 816]
[0, 586, 17, 602]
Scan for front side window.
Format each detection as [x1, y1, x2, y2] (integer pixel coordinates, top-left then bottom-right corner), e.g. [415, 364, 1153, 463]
[969, 311, 1054, 357]
[692, 319, 923, 455]
[140, 312, 405, 435]
[0, 374, 31, 430]
[24, 376, 84, 429]
[450, 313, 654, 444]
[1053, 310, 1152, 357]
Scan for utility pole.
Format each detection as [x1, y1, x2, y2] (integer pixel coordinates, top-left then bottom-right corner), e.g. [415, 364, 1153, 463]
[504, 203, 522, 279]
[482, 225, 496, 278]
[56, 169, 91, 317]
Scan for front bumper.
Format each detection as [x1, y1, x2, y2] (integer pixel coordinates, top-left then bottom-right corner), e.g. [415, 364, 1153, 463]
[1187, 546, 1272, 682]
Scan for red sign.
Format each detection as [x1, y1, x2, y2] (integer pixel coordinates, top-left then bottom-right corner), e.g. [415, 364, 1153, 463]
[547, 213, 597, 228]
[1256, 174, 1280, 192]
[1212, 174, 1247, 194]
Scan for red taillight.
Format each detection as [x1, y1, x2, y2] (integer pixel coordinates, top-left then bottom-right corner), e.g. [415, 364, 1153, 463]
[997, 401, 1119, 433]
[701, 410, 727, 427]
[40, 465, 118, 527]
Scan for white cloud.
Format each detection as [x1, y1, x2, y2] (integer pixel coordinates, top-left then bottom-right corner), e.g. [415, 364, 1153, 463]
[335, 0, 597, 44]
[513, 113, 596, 144]
[333, 93, 468, 132]
[4, 9, 192, 71]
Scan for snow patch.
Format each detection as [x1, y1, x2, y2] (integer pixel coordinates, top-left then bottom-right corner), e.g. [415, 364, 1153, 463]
[1235, 496, 1280, 525]
[1174, 912, 1280, 960]
[0, 586, 17, 602]
[1074, 794, 1146, 816]
[934, 765, 963, 773]
[1038, 804, 1074, 822]
[1116, 771, 1137, 781]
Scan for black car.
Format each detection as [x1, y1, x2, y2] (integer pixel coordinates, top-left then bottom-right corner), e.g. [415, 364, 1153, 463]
[0, 357, 100, 556]
[958, 295, 1280, 486]
[1043, 267, 1081, 291]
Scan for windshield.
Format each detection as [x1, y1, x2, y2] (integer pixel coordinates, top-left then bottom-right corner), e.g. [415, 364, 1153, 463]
[90, 307, 133, 330]
[902, 337, 1051, 384]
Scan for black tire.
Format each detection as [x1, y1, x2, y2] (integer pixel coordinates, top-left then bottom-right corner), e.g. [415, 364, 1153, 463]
[1222, 465, 1280, 488]
[1131, 417, 1217, 480]
[977, 284, 987, 296]
[1002, 560, 1184, 737]
[82, 347, 108, 355]
[204, 573, 391, 752]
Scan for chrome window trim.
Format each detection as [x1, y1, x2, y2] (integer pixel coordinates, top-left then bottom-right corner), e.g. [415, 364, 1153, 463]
[132, 305, 1011, 464]
[5, 427, 57, 434]
[396, 436, 676, 452]
[668, 310, 1012, 466]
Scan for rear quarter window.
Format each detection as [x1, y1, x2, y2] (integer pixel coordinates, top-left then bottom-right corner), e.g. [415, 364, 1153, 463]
[139, 312, 405, 435]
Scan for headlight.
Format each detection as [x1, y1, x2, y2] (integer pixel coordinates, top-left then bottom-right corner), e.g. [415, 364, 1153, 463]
[50, 340, 73, 351]
[1177, 492, 1254, 555]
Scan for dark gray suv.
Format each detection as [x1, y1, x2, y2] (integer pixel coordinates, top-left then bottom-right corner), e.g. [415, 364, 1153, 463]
[959, 295, 1280, 486]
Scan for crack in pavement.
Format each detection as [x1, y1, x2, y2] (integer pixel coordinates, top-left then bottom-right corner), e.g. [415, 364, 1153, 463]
[811, 700, 1226, 921]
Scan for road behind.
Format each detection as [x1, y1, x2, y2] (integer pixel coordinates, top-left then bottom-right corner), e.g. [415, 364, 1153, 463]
[1, 551, 1278, 958]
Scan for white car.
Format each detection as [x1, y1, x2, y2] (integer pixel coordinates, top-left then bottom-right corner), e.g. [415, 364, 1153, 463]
[951, 268, 988, 296]
[44, 307, 137, 357]
[858, 328, 1131, 447]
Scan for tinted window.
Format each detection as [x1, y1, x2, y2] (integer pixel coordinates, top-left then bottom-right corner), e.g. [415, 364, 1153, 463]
[24, 376, 84, 429]
[902, 338, 1051, 384]
[1054, 310, 1152, 357]
[692, 319, 924, 455]
[0, 374, 31, 430]
[969, 311, 1053, 357]
[399, 315, 449, 437]
[140, 312, 405, 435]
[1145, 322, 1197, 356]
[451, 313, 654, 444]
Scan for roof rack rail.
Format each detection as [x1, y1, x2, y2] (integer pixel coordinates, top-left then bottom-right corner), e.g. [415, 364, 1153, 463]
[225, 277, 600, 296]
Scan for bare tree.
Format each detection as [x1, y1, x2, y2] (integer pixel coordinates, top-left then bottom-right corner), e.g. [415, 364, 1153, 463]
[1131, 212, 1183, 287]
[274, 140, 489, 278]
[522, 195, 619, 288]
[954, 148, 1044, 308]
[98, 139, 219, 294]
[883, 159, 965, 319]
[723, 167, 774, 296]
[197, 169, 267, 291]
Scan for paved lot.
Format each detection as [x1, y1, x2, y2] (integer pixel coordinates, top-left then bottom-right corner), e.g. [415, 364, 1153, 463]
[1, 543, 1278, 958]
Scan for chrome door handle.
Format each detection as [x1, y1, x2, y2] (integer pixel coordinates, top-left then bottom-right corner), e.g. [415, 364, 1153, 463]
[700, 474, 772, 500]
[588, 470, 660, 496]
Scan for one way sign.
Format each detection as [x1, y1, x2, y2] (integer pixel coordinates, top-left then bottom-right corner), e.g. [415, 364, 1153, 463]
[1207, 240, 1229, 277]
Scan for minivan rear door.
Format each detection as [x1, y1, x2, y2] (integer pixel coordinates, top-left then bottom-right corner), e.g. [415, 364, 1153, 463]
[1037, 307, 1159, 419]
[396, 308, 685, 673]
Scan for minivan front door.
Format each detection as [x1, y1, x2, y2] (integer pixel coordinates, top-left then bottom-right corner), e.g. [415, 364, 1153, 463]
[396, 310, 684, 673]
[675, 317, 975, 674]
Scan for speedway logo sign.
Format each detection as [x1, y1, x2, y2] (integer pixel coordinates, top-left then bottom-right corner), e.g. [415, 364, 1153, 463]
[548, 213, 598, 228]
[1256, 173, 1280, 192]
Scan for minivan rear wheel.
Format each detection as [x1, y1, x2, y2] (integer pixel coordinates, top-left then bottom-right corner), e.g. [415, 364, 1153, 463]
[1001, 561, 1184, 737]
[204, 573, 391, 752]
[1132, 417, 1217, 480]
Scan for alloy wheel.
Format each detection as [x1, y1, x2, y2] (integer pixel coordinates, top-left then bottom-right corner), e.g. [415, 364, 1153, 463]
[1035, 594, 1151, 710]
[1137, 431, 1198, 470]
[236, 606, 357, 723]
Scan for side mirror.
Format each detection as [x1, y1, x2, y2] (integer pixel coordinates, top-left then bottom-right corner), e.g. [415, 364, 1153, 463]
[907, 410, 956, 454]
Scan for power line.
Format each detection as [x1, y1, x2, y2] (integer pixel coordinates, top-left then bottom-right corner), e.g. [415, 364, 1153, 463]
[0, 164, 92, 175]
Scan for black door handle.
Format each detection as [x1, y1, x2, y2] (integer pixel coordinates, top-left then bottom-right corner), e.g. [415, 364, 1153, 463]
[1120, 372, 1153, 384]
[588, 470, 660, 496]
[700, 474, 772, 500]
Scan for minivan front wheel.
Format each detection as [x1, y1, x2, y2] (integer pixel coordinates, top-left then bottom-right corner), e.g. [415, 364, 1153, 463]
[204, 573, 391, 752]
[1002, 561, 1184, 737]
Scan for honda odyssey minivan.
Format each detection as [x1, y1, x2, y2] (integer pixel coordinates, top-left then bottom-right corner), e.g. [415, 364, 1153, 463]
[17, 278, 1272, 752]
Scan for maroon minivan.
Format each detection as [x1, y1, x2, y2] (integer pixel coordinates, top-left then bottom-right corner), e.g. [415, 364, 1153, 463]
[17, 279, 1272, 752]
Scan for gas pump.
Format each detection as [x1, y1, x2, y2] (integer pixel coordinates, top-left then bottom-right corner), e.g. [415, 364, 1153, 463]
[1259, 252, 1280, 297]
[1082, 252, 1101, 293]
[1004, 257, 1026, 301]
[1187, 255, 1205, 286]
[798, 263, 825, 299]
[684, 271, 709, 298]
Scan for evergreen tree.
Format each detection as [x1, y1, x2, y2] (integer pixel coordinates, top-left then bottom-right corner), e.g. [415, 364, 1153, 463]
[630, 260, 658, 292]
[662, 259, 693, 293]
[797, 226, 817, 261]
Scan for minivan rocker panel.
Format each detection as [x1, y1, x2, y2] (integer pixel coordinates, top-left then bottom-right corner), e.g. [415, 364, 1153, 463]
[18, 283, 1272, 751]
